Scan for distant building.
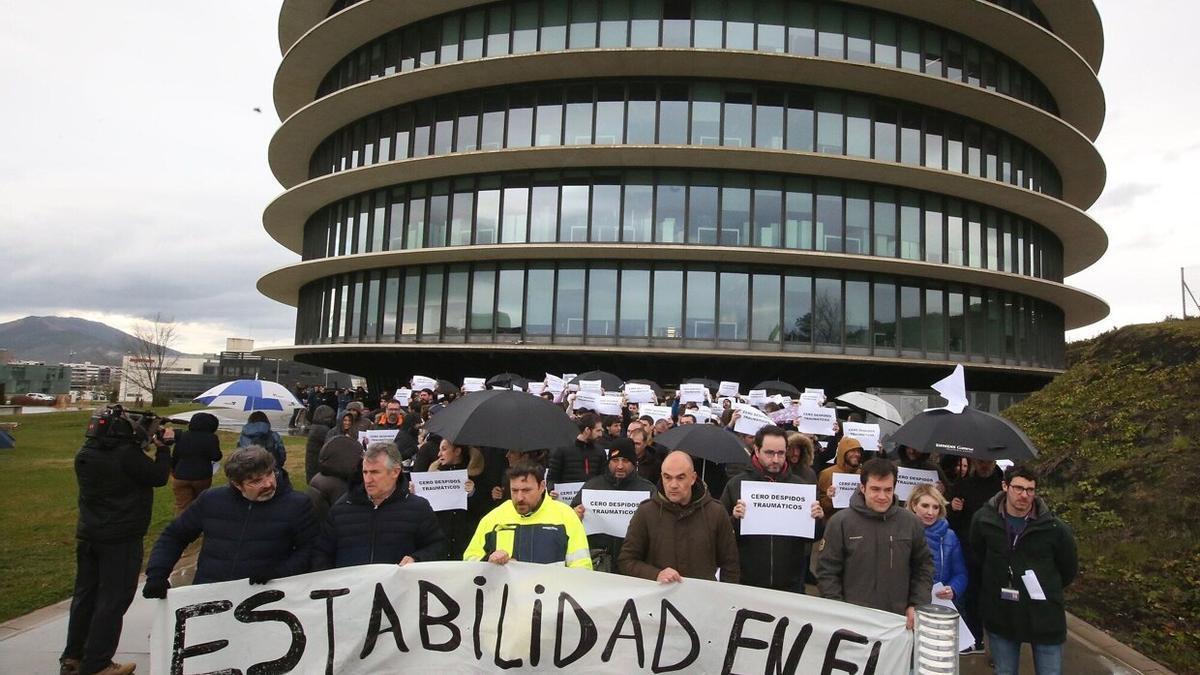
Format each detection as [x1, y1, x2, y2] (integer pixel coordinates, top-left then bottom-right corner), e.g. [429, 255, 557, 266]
[0, 363, 72, 399]
[62, 362, 121, 390]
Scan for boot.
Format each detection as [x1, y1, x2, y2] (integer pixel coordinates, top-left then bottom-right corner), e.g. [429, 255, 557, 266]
[89, 662, 135, 675]
[59, 657, 81, 675]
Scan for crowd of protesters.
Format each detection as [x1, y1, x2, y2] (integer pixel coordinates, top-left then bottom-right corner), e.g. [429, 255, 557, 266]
[62, 379, 1075, 675]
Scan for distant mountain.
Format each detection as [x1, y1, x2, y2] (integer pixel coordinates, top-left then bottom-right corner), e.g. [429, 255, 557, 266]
[0, 316, 182, 366]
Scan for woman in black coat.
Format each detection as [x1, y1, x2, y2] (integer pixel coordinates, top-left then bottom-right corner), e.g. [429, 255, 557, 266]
[170, 412, 222, 514]
[305, 405, 335, 483]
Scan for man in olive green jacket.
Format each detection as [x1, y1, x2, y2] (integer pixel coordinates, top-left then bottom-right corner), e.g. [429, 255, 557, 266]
[816, 458, 933, 628]
[970, 464, 1076, 674]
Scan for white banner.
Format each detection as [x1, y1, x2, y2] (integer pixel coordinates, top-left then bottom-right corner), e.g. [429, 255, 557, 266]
[573, 392, 599, 411]
[357, 430, 397, 446]
[409, 470, 468, 512]
[832, 473, 860, 509]
[678, 383, 707, 404]
[739, 481, 817, 538]
[411, 375, 437, 392]
[746, 389, 768, 408]
[462, 377, 486, 392]
[544, 374, 565, 393]
[151, 561, 911, 674]
[717, 381, 740, 397]
[554, 481, 585, 506]
[640, 405, 673, 422]
[596, 395, 623, 416]
[392, 387, 411, 407]
[732, 407, 772, 436]
[796, 405, 837, 436]
[842, 422, 881, 453]
[527, 382, 546, 396]
[580, 489, 650, 538]
[798, 392, 824, 407]
[579, 379, 604, 394]
[896, 467, 939, 502]
[623, 383, 657, 405]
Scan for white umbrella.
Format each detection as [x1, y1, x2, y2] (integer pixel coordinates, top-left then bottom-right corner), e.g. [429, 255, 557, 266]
[193, 379, 303, 412]
[834, 391, 904, 425]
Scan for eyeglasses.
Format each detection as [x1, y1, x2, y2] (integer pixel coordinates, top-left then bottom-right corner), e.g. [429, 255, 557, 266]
[1008, 484, 1036, 496]
[760, 451, 787, 458]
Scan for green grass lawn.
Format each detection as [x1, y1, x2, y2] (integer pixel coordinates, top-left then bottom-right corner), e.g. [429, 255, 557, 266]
[0, 406, 310, 623]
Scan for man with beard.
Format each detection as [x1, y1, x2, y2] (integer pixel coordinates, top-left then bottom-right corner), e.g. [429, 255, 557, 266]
[618, 451, 740, 584]
[464, 462, 592, 569]
[817, 436, 864, 516]
[721, 425, 823, 593]
[571, 439, 655, 572]
[143, 446, 317, 593]
[548, 412, 606, 483]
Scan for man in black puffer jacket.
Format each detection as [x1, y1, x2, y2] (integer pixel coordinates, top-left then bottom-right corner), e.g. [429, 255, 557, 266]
[170, 412, 222, 515]
[142, 446, 317, 594]
[61, 409, 173, 675]
[305, 404, 335, 483]
[312, 443, 445, 569]
[548, 412, 606, 484]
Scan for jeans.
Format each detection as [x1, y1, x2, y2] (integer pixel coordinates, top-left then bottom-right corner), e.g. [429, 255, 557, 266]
[987, 631, 1064, 675]
[61, 538, 143, 673]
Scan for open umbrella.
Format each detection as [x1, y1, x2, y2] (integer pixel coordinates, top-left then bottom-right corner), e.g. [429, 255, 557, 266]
[885, 407, 1038, 461]
[625, 379, 665, 397]
[435, 379, 460, 396]
[486, 372, 529, 390]
[569, 370, 624, 391]
[194, 379, 302, 412]
[835, 391, 904, 425]
[753, 379, 801, 397]
[654, 424, 750, 465]
[424, 390, 578, 451]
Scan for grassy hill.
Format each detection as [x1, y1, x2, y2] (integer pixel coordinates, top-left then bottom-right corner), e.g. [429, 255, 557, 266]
[1003, 318, 1200, 673]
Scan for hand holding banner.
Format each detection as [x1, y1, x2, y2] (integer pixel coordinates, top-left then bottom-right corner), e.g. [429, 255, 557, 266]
[393, 387, 411, 406]
[740, 481, 817, 538]
[596, 395, 623, 416]
[717, 381, 740, 397]
[623, 383, 657, 404]
[842, 422, 881, 452]
[747, 389, 768, 408]
[409, 470, 468, 511]
[733, 406, 772, 436]
[678, 383, 707, 403]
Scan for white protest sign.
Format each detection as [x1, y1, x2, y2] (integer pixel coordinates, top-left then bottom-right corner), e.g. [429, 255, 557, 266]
[408, 470, 468, 511]
[804, 387, 825, 401]
[797, 404, 837, 435]
[511, 384, 523, 392]
[410, 375, 437, 392]
[462, 377, 486, 392]
[527, 382, 546, 396]
[544, 373, 565, 393]
[740, 481, 817, 538]
[799, 392, 824, 407]
[694, 406, 713, 423]
[717, 381, 740, 397]
[581, 489, 650, 537]
[392, 387, 411, 407]
[896, 467, 939, 502]
[623, 383, 657, 404]
[563, 373, 579, 391]
[932, 583, 975, 651]
[747, 389, 769, 408]
[152, 561, 912, 674]
[733, 406, 772, 436]
[640, 404, 673, 422]
[678, 383, 707, 404]
[842, 422, 881, 453]
[832, 472, 860, 508]
[554, 481, 585, 505]
[357, 430, 399, 446]
[579, 379, 604, 394]
[596, 395, 623, 416]
[573, 391, 599, 411]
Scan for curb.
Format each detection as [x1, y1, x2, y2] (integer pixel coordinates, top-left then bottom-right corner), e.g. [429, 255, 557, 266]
[1065, 611, 1176, 675]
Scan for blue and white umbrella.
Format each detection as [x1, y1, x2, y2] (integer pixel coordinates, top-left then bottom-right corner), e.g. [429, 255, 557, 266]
[193, 379, 303, 412]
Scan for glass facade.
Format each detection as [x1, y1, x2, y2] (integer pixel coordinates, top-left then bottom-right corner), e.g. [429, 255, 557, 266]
[296, 261, 1066, 368]
[315, 0, 1058, 116]
[308, 78, 1063, 198]
[301, 169, 1065, 282]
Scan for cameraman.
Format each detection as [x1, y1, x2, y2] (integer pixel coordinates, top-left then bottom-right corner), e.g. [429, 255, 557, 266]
[60, 409, 172, 675]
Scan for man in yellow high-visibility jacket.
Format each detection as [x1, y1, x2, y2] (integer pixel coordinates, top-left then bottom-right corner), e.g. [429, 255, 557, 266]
[464, 462, 592, 570]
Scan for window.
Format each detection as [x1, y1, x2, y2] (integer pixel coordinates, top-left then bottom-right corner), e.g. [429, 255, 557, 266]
[526, 266, 554, 335]
[421, 268, 443, 336]
[653, 268, 683, 338]
[620, 267, 650, 336]
[656, 173, 686, 243]
[783, 273, 812, 344]
[588, 267, 618, 336]
[751, 273, 781, 342]
[623, 175, 653, 242]
[813, 276, 842, 345]
[470, 266, 495, 333]
[719, 272, 749, 341]
[685, 269, 716, 339]
[497, 266, 524, 334]
[872, 278, 896, 350]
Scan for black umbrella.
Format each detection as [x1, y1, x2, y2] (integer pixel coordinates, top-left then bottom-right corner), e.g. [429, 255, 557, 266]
[654, 424, 750, 465]
[435, 379, 460, 396]
[424, 390, 578, 451]
[885, 407, 1038, 461]
[684, 377, 720, 392]
[753, 379, 801, 397]
[486, 372, 529, 390]
[625, 378, 665, 397]
[569, 370, 624, 391]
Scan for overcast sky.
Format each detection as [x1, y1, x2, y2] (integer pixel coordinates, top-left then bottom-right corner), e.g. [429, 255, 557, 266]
[1, 1, 1197, 354]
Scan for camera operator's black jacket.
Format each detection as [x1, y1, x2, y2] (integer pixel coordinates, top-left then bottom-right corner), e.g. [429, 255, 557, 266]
[75, 437, 171, 542]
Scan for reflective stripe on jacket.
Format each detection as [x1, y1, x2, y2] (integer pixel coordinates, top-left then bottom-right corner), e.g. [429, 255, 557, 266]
[464, 493, 592, 569]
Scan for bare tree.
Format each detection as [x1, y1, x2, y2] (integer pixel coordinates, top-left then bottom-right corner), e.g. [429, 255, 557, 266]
[123, 313, 180, 405]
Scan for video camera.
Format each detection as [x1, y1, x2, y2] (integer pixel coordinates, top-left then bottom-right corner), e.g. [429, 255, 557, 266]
[85, 405, 181, 445]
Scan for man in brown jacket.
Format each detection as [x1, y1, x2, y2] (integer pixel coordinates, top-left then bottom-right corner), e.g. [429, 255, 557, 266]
[816, 458, 933, 629]
[816, 436, 864, 515]
[618, 450, 740, 584]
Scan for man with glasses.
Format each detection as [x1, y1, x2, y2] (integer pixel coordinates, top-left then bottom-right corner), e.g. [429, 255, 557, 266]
[721, 425, 823, 593]
[970, 465, 1077, 674]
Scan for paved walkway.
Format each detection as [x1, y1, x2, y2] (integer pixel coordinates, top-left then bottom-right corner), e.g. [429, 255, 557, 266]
[0, 555, 1175, 674]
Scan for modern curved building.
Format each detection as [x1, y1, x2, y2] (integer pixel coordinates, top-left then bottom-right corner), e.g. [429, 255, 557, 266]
[259, 0, 1107, 393]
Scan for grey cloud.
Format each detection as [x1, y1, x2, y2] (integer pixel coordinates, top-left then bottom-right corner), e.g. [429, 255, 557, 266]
[1093, 182, 1159, 211]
